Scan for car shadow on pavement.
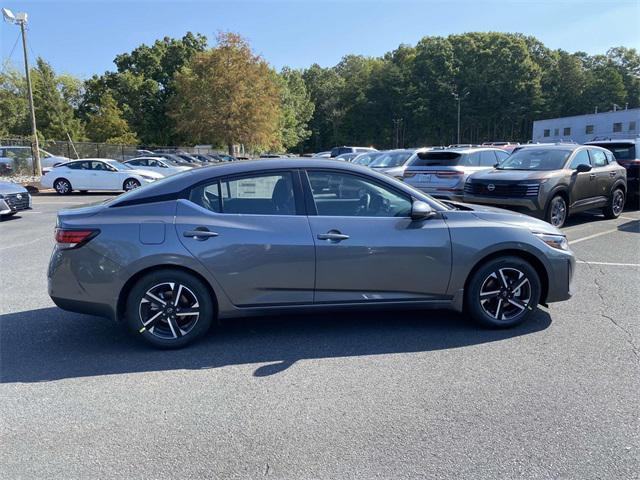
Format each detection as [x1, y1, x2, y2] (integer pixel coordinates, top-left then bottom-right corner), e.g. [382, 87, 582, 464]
[0, 307, 552, 383]
[618, 219, 640, 233]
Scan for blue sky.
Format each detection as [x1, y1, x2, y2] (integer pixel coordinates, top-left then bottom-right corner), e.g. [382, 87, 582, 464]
[1, 0, 639, 78]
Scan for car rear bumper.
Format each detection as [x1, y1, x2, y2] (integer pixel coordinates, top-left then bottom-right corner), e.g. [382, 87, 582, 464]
[47, 246, 120, 321]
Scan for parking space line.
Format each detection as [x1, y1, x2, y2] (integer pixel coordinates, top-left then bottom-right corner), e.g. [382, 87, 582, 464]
[0, 235, 49, 252]
[577, 260, 640, 267]
[569, 228, 623, 245]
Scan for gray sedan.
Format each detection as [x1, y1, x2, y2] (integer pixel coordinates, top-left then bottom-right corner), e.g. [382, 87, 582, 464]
[0, 181, 31, 217]
[48, 159, 575, 348]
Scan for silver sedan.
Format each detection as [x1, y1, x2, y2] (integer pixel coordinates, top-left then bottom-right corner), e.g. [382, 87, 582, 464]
[48, 159, 575, 348]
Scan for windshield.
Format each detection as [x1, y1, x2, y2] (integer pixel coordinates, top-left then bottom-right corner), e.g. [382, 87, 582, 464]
[370, 151, 413, 168]
[104, 160, 134, 171]
[497, 148, 572, 171]
[590, 143, 636, 161]
[353, 152, 382, 166]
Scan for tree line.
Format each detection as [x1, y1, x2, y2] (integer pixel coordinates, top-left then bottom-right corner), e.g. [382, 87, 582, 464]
[0, 31, 638, 153]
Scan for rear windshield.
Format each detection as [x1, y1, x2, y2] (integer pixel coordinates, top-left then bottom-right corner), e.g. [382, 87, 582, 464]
[409, 151, 462, 166]
[369, 151, 413, 168]
[589, 143, 636, 161]
[498, 148, 571, 171]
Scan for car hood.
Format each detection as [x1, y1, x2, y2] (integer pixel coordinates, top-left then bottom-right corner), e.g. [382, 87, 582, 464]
[0, 181, 28, 195]
[446, 200, 562, 235]
[470, 169, 551, 182]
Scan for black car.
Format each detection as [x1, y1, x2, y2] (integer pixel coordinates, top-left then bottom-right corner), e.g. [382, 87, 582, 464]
[463, 144, 627, 227]
[585, 139, 639, 205]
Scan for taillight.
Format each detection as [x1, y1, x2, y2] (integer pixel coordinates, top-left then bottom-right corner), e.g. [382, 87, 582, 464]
[55, 228, 99, 249]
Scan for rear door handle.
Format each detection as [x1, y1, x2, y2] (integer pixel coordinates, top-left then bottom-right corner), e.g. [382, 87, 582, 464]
[609, 171, 616, 177]
[183, 228, 219, 240]
[317, 232, 349, 241]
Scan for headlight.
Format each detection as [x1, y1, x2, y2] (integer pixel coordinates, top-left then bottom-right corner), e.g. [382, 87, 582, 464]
[533, 232, 569, 251]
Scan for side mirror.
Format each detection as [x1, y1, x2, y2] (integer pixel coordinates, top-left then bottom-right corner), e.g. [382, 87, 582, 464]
[411, 200, 435, 220]
[493, 162, 499, 168]
[576, 163, 592, 173]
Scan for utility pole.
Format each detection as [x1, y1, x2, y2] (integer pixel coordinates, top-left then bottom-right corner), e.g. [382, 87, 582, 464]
[452, 90, 470, 144]
[3, 8, 41, 176]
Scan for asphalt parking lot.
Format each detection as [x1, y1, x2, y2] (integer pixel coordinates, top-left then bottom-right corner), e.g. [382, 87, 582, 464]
[1, 193, 639, 479]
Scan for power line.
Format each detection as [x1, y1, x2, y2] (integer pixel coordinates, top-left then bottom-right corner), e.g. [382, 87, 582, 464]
[1, 30, 22, 74]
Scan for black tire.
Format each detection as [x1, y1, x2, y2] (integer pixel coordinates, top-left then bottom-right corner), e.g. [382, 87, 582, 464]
[125, 269, 215, 348]
[123, 178, 141, 191]
[603, 188, 625, 219]
[53, 178, 72, 195]
[545, 194, 567, 228]
[465, 256, 541, 328]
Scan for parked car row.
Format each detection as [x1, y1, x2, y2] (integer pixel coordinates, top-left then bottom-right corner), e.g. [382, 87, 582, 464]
[320, 140, 636, 228]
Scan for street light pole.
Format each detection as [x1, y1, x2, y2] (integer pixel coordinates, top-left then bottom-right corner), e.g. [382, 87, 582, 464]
[452, 91, 470, 145]
[3, 9, 41, 177]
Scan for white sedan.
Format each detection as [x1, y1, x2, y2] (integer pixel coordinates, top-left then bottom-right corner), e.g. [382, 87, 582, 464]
[41, 158, 164, 195]
[123, 156, 192, 177]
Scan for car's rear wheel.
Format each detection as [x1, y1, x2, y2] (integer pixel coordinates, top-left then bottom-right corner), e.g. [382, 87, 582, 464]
[123, 178, 141, 191]
[546, 195, 567, 227]
[125, 269, 214, 348]
[603, 188, 625, 219]
[465, 256, 541, 328]
[54, 178, 72, 195]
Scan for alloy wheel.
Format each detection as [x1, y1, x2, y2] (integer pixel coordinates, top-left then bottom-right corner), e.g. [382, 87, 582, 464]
[550, 197, 566, 227]
[612, 190, 624, 216]
[55, 180, 70, 194]
[124, 179, 141, 191]
[138, 282, 200, 340]
[479, 267, 532, 321]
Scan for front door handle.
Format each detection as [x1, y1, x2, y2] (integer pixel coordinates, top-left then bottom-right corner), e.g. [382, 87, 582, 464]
[589, 173, 596, 179]
[183, 228, 219, 240]
[317, 231, 349, 242]
[609, 171, 616, 177]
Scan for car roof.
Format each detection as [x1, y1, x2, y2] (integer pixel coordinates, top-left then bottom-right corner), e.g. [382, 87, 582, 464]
[585, 139, 638, 145]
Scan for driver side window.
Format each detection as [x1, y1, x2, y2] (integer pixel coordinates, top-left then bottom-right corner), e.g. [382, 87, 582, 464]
[569, 150, 591, 169]
[307, 171, 412, 217]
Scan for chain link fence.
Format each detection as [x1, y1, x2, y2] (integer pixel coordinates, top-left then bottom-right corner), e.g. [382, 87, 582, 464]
[0, 138, 235, 178]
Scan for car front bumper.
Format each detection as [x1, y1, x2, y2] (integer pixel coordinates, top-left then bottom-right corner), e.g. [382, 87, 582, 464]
[462, 194, 544, 217]
[0, 192, 32, 215]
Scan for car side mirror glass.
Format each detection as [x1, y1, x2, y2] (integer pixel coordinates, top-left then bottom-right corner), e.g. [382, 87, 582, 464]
[411, 200, 435, 220]
[576, 163, 592, 173]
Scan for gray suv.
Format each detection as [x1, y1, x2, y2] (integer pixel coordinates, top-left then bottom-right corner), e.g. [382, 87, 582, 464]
[48, 159, 575, 348]
[464, 145, 627, 227]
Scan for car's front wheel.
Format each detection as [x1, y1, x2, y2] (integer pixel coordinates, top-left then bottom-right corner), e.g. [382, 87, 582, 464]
[125, 269, 215, 348]
[603, 188, 625, 219]
[545, 195, 567, 228]
[465, 256, 541, 328]
[54, 178, 72, 195]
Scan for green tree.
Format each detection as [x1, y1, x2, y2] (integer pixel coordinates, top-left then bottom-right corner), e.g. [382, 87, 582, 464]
[278, 67, 315, 151]
[31, 58, 85, 140]
[85, 92, 138, 144]
[0, 68, 28, 137]
[82, 32, 207, 144]
[171, 32, 282, 153]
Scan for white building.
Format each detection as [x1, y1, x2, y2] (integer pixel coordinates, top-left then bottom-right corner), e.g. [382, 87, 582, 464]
[532, 108, 640, 144]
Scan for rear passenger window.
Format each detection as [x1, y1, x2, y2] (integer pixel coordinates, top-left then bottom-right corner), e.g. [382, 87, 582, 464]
[461, 152, 480, 166]
[589, 149, 607, 167]
[190, 173, 296, 215]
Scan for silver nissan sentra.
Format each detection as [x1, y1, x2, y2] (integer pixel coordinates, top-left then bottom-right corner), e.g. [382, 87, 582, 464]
[48, 159, 575, 348]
